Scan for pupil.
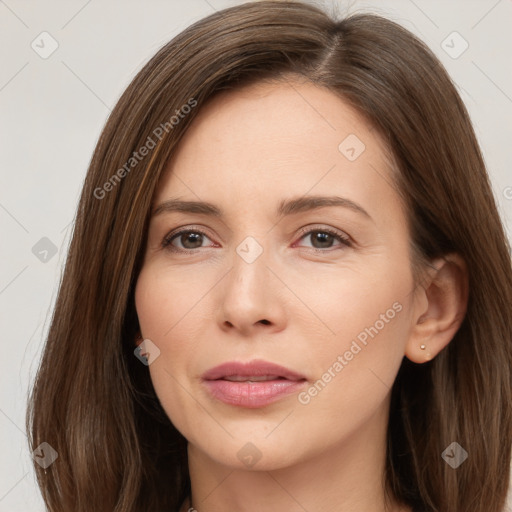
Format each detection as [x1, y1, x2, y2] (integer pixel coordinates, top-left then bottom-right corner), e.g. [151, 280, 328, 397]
[313, 232, 332, 248]
[183, 233, 202, 249]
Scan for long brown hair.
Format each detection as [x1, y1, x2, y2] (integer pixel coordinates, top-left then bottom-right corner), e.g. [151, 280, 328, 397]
[26, 1, 512, 511]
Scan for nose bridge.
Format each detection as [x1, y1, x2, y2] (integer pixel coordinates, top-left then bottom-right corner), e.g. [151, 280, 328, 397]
[227, 233, 269, 302]
[218, 232, 281, 332]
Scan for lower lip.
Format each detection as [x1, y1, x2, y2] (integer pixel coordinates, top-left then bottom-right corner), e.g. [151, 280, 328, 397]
[203, 379, 306, 408]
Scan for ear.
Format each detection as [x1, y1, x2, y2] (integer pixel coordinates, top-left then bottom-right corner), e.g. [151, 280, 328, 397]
[134, 332, 143, 348]
[405, 253, 468, 363]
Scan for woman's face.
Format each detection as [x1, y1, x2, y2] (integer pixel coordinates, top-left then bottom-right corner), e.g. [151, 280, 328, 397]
[135, 79, 421, 470]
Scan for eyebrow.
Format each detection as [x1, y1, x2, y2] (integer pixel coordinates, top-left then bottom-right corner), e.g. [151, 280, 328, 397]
[152, 195, 372, 220]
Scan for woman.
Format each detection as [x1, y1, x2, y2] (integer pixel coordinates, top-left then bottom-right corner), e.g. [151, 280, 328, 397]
[26, 1, 512, 511]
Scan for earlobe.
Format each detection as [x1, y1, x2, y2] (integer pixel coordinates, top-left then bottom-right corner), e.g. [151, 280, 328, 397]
[405, 253, 468, 364]
[419, 343, 432, 361]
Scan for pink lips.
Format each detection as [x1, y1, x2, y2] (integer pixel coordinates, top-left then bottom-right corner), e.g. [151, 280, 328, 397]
[202, 360, 307, 408]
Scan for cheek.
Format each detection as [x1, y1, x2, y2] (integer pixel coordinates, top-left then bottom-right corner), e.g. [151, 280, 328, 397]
[134, 269, 207, 392]
[296, 260, 413, 410]
[303, 258, 412, 348]
[294, 301, 411, 445]
[134, 265, 213, 433]
[135, 264, 213, 341]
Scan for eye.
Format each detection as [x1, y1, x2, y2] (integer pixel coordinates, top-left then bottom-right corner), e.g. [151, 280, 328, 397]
[162, 228, 214, 253]
[161, 226, 352, 254]
[295, 226, 352, 251]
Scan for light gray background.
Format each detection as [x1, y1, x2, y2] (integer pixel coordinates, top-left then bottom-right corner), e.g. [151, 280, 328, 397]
[1, 0, 511, 510]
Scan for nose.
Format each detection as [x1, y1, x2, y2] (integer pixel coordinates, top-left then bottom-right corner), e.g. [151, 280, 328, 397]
[217, 244, 286, 337]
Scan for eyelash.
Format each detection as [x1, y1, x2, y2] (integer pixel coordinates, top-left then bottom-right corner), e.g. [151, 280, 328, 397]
[161, 226, 352, 254]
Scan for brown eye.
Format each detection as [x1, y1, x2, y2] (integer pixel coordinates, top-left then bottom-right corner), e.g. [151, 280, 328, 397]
[309, 231, 336, 249]
[162, 229, 212, 252]
[296, 227, 352, 251]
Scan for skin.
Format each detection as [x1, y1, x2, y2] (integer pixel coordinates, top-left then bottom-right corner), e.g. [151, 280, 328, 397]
[135, 78, 468, 512]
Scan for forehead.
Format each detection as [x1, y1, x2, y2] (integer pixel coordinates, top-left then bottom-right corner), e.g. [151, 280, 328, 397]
[154, 79, 398, 220]
[168, 79, 386, 162]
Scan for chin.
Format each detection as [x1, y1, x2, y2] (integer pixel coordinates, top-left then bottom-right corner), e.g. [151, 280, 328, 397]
[190, 431, 313, 472]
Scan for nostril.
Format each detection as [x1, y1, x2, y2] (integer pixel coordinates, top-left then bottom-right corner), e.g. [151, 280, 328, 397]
[259, 319, 270, 325]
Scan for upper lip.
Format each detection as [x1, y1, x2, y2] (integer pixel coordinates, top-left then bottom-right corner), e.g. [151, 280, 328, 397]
[202, 359, 306, 381]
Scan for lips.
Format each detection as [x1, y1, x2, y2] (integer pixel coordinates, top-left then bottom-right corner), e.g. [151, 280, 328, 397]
[201, 360, 307, 408]
[202, 360, 306, 382]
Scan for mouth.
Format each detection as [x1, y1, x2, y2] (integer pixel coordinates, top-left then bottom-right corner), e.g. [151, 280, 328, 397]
[201, 360, 307, 408]
[222, 375, 289, 382]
